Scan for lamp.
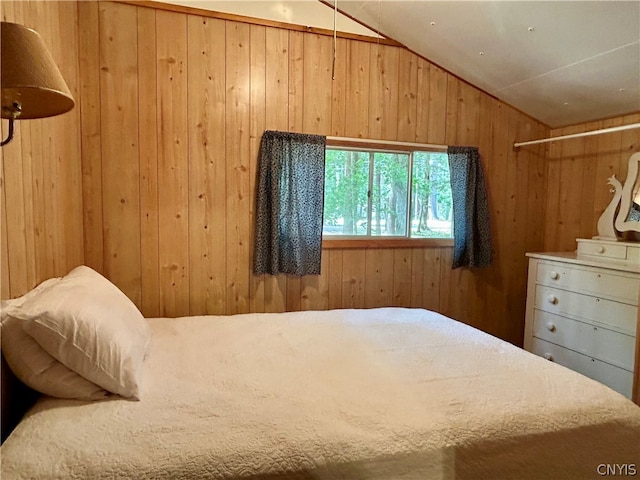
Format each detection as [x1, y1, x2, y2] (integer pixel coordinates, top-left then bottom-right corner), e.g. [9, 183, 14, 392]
[1, 22, 75, 147]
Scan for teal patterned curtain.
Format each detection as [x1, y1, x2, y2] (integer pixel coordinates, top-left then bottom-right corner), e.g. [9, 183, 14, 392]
[447, 146, 492, 269]
[254, 131, 326, 276]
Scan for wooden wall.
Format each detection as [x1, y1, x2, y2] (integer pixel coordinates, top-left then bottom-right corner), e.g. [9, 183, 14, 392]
[1, 0, 550, 347]
[0, 2, 84, 300]
[544, 114, 640, 252]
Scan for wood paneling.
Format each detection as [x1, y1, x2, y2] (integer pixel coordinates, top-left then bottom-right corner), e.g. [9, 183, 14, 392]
[2, 0, 554, 348]
[544, 113, 640, 252]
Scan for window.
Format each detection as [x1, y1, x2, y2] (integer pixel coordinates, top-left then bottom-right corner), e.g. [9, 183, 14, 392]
[323, 146, 453, 239]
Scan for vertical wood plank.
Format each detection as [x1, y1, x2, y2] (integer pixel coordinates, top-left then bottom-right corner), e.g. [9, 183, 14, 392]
[187, 16, 227, 315]
[409, 248, 424, 307]
[414, 58, 430, 143]
[225, 20, 251, 314]
[157, 10, 189, 317]
[392, 249, 412, 307]
[344, 41, 370, 139]
[330, 38, 348, 137]
[544, 128, 564, 251]
[342, 250, 365, 308]
[483, 100, 510, 331]
[397, 49, 418, 143]
[579, 121, 600, 239]
[43, 2, 63, 276]
[502, 108, 530, 343]
[78, 0, 104, 274]
[249, 24, 267, 312]
[437, 248, 454, 318]
[288, 30, 304, 134]
[137, 6, 160, 317]
[327, 249, 343, 309]
[421, 248, 442, 312]
[524, 119, 549, 255]
[427, 65, 447, 145]
[99, 2, 141, 305]
[54, 0, 84, 275]
[557, 127, 586, 251]
[369, 44, 399, 141]
[444, 75, 459, 146]
[302, 33, 332, 135]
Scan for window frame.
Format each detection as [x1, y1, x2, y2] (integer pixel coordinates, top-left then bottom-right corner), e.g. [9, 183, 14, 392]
[322, 138, 454, 249]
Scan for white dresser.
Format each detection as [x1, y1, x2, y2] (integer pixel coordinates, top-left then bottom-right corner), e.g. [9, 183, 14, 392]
[524, 239, 640, 399]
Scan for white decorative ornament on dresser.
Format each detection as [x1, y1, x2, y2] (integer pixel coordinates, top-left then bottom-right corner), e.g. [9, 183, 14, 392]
[615, 152, 640, 241]
[596, 151, 640, 241]
[524, 239, 639, 398]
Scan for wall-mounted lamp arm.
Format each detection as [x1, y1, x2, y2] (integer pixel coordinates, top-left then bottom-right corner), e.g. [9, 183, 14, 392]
[1, 102, 22, 147]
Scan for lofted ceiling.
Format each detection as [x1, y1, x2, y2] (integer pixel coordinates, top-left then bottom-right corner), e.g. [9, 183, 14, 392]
[158, 0, 640, 128]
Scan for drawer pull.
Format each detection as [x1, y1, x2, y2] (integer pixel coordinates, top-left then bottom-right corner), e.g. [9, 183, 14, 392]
[547, 295, 558, 305]
[546, 322, 556, 332]
[543, 353, 554, 361]
[597, 246, 605, 254]
[549, 271, 559, 280]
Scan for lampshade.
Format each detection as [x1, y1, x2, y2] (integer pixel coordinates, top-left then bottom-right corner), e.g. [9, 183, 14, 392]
[1, 21, 74, 120]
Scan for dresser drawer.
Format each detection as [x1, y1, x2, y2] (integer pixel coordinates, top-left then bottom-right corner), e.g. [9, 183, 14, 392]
[536, 261, 639, 305]
[534, 285, 637, 336]
[530, 338, 633, 398]
[532, 310, 635, 370]
[577, 241, 628, 260]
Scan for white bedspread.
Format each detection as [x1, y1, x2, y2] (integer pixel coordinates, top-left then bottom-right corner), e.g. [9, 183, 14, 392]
[2, 308, 640, 479]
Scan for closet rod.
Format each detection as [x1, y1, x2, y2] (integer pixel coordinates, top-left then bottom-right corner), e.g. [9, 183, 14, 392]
[514, 123, 640, 148]
[326, 136, 448, 151]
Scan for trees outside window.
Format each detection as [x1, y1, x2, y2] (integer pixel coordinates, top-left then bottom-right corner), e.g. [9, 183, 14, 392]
[323, 147, 452, 239]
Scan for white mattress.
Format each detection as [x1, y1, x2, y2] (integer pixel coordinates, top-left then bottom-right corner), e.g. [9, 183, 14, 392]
[2, 308, 640, 479]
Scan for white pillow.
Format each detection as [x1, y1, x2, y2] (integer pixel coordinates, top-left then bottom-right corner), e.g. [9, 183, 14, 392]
[7, 266, 151, 399]
[1, 280, 108, 400]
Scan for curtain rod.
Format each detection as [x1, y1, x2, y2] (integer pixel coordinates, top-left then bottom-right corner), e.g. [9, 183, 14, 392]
[326, 136, 448, 151]
[514, 123, 640, 148]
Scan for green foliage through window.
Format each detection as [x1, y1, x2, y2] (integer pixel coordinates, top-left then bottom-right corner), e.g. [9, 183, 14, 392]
[323, 147, 453, 238]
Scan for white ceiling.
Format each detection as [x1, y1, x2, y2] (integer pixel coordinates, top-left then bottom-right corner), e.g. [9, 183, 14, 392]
[158, 1, 640, 128]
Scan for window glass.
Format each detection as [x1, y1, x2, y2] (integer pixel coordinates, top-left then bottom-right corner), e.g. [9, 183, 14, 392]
[323, 146, 453, 239]
[371, 152, 409, 236]
[410, 152, 453, 238]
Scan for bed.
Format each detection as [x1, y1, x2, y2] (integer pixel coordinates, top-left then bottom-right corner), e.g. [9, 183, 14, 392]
[1, 268, 640, 479]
